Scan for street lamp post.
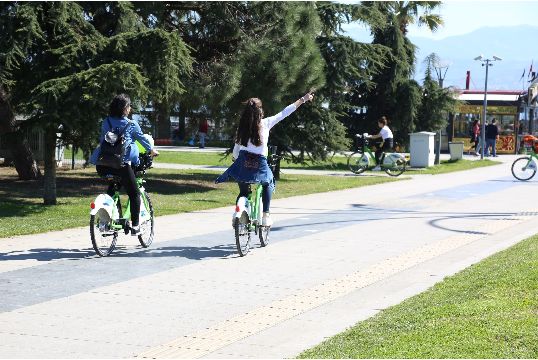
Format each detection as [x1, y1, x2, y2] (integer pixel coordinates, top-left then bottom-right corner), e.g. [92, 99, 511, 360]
[433, 60, 449, 165]
[474, 55, 502, 159]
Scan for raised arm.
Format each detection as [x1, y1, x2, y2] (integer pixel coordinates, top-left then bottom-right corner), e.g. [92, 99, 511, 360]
[267, 92, 314, 129]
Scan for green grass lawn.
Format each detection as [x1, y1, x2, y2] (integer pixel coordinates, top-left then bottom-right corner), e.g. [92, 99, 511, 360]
[155, 150, 350, 171]
[156, 151, 501, 175]
[299, 235, 538, 359]
[409, 159, 500, 175]
[0, 167, 402, 238]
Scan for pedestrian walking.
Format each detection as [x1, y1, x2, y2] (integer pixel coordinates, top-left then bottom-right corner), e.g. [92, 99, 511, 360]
[485, 118, 499, 157]
[198, 118, 208, 148]
[468, 120, 480, 155]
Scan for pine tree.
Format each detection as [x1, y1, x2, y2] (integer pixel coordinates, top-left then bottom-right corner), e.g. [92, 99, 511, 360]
[361, 1, 443, 145]
[416, 53, 458, 132]
[1, 2, 192, 204]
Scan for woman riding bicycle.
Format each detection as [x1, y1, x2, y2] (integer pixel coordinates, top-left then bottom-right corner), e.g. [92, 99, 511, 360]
[216, 92, 314, 226]
[90, 94, 158, 235]
[368, 116, 393, 170]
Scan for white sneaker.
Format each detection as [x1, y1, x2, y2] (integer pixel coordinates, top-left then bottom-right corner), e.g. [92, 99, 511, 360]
[372, 165, 381, 171]
[131, 225, 141, 236]
[262, 213, 273, 227]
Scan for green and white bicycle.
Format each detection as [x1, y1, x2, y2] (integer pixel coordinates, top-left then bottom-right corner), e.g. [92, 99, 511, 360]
[90, 154, 154, 256]
[347, 133, 406, 177]
[511, 149, 538, 181]
[233, 150, 280, 257]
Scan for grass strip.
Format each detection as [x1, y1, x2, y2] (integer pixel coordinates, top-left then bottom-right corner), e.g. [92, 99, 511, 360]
[299, 234, 538, 359]
[0, 167, 401, 238]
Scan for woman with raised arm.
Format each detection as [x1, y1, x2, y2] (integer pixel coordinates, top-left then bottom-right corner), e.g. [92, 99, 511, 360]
[216, 92, 314, 226]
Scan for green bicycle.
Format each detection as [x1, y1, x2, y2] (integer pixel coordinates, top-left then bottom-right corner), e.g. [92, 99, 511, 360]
[347, 133, 406, 177]
[90, 154, 154, 256]
[233, 150, 280, 256]
[511, 150, 538, 181]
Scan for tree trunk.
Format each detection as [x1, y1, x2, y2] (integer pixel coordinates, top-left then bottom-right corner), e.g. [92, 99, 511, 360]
[0, 87, 41, 180]
[178, 105, 187, 140]
[155, 102, 171, 139]
[43, 128, 57, 205]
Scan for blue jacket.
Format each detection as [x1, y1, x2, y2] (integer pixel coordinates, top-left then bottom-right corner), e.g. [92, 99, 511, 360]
[90, 116, 152, 166]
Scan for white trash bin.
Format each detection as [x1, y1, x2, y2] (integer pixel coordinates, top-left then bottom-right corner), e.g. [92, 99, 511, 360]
[449, 141, 464, 161]
[409, 132, 436, 168]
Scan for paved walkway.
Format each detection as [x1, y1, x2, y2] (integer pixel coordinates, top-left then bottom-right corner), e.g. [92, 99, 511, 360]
[0, 158, 536, 358]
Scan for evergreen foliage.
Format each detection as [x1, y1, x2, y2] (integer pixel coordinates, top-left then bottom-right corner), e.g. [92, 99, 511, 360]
[0, 1, 449, 205]
[0, 1, 192, 204]
[416, 53, 458, 132]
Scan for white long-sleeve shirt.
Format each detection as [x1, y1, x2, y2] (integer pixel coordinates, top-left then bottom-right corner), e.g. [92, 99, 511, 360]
[233, 104, 297, 158]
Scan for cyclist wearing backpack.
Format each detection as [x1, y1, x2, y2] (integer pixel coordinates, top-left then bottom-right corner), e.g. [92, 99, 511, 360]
[215, 92, 314, 227]
[90, 94, 158, 235]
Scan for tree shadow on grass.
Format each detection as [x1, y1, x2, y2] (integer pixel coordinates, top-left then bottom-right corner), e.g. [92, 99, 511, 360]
[0, 170, 223, 218]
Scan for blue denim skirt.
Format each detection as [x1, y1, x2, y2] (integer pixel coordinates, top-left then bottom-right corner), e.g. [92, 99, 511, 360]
[215, 150, 275, 192]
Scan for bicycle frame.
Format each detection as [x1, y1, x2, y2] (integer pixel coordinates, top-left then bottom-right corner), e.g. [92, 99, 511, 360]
[235, 183, 263, 230]
[248, 184, 263, 229]
[91, 176, 150, 232]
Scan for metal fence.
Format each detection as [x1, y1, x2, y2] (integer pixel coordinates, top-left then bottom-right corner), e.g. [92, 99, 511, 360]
[0, 130, 87, 168]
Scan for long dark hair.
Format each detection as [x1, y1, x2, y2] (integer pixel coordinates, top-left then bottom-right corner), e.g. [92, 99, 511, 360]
[378, 116, 388, 126]
[109, 94, 131, 118]
[235, 98, 264, 147]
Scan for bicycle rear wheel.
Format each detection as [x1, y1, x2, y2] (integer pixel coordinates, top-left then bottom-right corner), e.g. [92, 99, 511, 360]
[234, 212, 251, 256]
[90, 210, 117, 257]
[347, 151, 368, 174]
[138, 192, 154, 248]
[511, 157, 536, 181]
[384, 157, 406, 177]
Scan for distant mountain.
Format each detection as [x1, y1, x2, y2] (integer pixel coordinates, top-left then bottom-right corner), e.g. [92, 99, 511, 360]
[410, 25, 538, 90]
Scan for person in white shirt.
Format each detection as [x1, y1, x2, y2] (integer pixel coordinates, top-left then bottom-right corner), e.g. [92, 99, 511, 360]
[368, 116, 394, 170]
[216, 92, 314, 226]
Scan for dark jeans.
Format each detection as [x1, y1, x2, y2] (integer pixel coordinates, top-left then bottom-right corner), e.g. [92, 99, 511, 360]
[375, 138, 394, 164]
[237, 182, 271, 213]
[96, 164, 140, 226]
[485, 138, 496, 156]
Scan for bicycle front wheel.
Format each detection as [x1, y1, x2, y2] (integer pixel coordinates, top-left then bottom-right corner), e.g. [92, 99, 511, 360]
[138, 192, 154, 248]
[384, 157, 406, 177]
[347, 151, 368, 174]
[259, 226, 270, 247]
[90, 211, 117, 257]
[234, 212, 251, 256]
[511, 157, 537, 181]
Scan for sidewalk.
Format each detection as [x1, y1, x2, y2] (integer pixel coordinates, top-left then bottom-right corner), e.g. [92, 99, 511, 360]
[0, 160, 535, 358]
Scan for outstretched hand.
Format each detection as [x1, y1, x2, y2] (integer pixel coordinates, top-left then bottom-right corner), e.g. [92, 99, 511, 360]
[302, 92, 314, 103]
[151, 149, 159, 157]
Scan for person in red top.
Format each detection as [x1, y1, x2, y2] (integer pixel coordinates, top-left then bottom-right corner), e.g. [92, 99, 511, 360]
[470, 119, 481, 156]
[198, 118, 209, 148]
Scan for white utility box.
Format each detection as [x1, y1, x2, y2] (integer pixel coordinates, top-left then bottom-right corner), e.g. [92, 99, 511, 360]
[410, 131, 436, 167]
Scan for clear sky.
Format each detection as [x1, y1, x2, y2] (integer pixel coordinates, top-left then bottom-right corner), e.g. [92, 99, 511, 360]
[407, 0, 538, 39]
[342, 0, 538, 41]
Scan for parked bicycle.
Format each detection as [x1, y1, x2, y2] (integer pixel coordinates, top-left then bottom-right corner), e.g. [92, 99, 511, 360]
[90, 153, 154, 256]
[347, 133, 406, 176]
[233, 147, 281, 256]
